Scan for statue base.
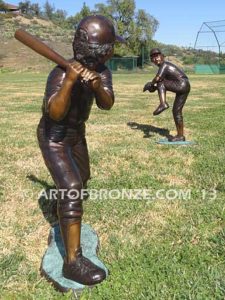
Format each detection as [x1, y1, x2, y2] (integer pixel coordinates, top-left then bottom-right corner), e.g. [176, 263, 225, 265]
[40, 224, 108, 294]
[156, 138, 196, 145]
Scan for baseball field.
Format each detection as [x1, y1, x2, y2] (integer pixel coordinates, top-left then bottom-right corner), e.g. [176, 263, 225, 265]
[0, 71, 225, 299]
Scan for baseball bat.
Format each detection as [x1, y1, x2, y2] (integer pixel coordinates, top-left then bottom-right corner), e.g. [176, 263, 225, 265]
[14, 29, 69, 69]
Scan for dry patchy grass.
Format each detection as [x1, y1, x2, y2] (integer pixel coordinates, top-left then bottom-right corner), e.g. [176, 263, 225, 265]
[1, 72, 225, 299]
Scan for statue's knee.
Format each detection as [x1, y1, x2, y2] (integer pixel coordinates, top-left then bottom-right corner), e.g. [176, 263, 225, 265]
[58, 180, 83, 199]
[157, 81, 166, 92]
[57, 199, 83, 222]
[57, 180, 83, 222]
[68, 180, 83, 192]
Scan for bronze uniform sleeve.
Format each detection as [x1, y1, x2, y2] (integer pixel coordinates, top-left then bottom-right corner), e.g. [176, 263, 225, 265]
[95, 65, 115, 108]
[43, 66, 65, 114]
[156, 63, 167, 80]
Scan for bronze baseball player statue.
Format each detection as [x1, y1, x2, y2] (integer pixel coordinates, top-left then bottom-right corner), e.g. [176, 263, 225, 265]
[37, 15, 124, 285]
[143, 48, 191, 142]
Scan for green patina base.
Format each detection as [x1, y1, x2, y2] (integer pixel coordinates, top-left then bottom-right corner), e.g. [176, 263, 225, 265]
[40, 224, 108, 294]
[156, 139, 196, 145]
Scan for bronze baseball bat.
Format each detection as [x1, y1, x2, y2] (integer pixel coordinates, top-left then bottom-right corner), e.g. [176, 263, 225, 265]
[14, 29, 69, 69]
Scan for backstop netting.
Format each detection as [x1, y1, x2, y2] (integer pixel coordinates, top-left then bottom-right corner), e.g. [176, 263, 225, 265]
[106, 56, 138, 72]
[194, 20, 225, 74]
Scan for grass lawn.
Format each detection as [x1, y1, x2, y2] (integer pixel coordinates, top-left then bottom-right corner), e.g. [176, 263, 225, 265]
[0, 71, 225, 299]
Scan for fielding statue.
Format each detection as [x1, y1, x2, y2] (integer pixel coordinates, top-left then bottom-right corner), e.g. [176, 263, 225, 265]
[143, 48, 191, 142]
[37, 15, 124, 285]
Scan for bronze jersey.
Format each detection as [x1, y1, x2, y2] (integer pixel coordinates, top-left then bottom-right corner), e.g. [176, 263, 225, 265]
[157, 61, 188, 82]
[38, 63, 114, 142]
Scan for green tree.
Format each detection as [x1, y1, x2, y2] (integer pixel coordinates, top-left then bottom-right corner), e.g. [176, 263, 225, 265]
[66, 2, 91, 29]
[0, 0, 7, 12]
[134, 9, 159, 61]
[93, 3, 112, 19]
[30, 3, 41, 17]
[136, 9, 159, 41]
[43, 0, 55, 20]
[18, 1, 31, 14]
[94, 0, 159, 56]
[53, 9, 67, 26]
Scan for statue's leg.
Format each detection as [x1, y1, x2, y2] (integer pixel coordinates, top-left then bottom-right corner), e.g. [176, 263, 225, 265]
[153, 81, 169, 115]
[169, 92, 189, 141]
[71, 136, 90, 197]
[38, 136, 106, 285]
[58, 197, 106, 285]
[160, 79, 190, 142]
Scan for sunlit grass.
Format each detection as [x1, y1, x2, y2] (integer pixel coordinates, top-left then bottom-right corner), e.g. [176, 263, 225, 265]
[0, 72, 225, 299]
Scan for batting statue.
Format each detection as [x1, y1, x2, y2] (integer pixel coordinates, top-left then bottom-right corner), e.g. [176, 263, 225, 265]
[143, 48, 191, 142]
[37, 15, 124, 285]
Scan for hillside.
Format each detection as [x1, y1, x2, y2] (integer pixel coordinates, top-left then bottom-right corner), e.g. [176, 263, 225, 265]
[0, 14, 193, 72]
[0, 15, 74, 72]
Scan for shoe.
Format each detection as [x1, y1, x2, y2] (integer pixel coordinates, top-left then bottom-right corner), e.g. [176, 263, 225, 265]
[63, 248, 106, 285]
[168, 135, 185, 142]
[153, 103, 169, 115]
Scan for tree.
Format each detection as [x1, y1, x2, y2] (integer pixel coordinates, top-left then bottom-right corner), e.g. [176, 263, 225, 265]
[134, 9, 159, 56]
[30, 3, 41, 17]
[18, 1, 31, 14]
[0, 0, 7, 12]
[43, 0, 55, 20]
[93, 0, 159, 56]
[136, 9, 159, 41]
[93, 3, 112, 19]
[53, 9, 67, 26]
[66, 2, 91, 29]
[95, 0, 136, 36]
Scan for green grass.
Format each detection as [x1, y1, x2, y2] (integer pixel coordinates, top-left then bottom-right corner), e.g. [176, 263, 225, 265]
[0, 72, 225, 299]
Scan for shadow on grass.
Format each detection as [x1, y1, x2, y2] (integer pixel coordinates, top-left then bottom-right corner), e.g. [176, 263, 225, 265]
[27, 175, 66, 290]
[27, 174, 58, 226]
[127, 121, 170, 138]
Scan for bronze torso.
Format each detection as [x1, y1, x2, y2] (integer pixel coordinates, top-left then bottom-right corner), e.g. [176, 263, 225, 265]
[38, 63, 113, 142]
[157, 61, 188, 82]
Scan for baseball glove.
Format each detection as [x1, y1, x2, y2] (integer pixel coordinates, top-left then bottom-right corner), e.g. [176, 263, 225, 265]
[143, 81, 157, 93]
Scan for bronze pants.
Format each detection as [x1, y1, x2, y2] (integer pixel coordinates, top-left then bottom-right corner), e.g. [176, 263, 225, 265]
[37, 125, 90, 223]
[158, 79, 190, 124]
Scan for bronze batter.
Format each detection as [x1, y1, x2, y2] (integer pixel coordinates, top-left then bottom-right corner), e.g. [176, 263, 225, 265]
[37, 15, 124, 285]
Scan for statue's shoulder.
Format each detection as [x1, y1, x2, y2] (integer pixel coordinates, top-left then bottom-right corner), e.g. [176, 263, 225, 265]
[164, 60, 172, 66]
[48, 65, 65, 77]
[47, 65, 65, 86]
[165, 61, 177, 68]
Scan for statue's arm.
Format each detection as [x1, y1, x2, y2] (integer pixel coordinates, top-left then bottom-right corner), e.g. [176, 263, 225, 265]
[94, 85, 114, 110]
[92, 67, 114, 110]
[47, 61, 84, 121]
[151, 75, 161, 84]
[152, 63, 166, 84]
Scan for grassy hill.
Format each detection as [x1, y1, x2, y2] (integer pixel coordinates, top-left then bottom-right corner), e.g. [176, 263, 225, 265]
[0, 15, 74, 72]
[0, 14, 195, 73]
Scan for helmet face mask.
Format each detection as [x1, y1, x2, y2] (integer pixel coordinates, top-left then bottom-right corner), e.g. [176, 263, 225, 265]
[72, 15, 123, 69]
[73, 34, 114, 69]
